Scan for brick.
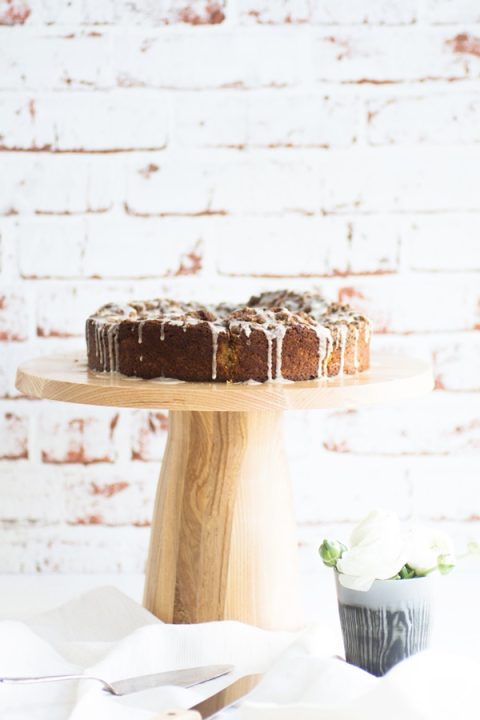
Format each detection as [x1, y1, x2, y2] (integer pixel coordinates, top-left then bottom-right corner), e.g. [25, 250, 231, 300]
[292, 452, 411, 523]
[0, 91, 169, 151]
[35, 282, 134, 337]
[410, 456, 480, 521]
[323, 393, 480, 456]
[24, 0, 116, 24]
[318, 146, 480, 213]
[216, 215, 399, 276]
[174, 92, 359, 148]
[0, 464, 155, 526]
[114, 29, 307, 89]
[0, 0, 31, 25]
[311, 0, 418, 25]
[367, 94, 480, 145]
[422, 1, 480, 24]
[370, 332, 480, 392]
[125, 146, 480, 216]
[126, 150, 324, 216]
[0, 411, 29, 460]
[17, 217, 86, 278]
[84, 216, 203, 278]
[16, 216, 204, 279]
[39, 406, 121, 464]
[0, 343, 31, 397]
[338, 274, 480, 333]
[216, 217, 344, 276]
[0, 291, 29, 341]
[125, 152, 218, 216]
[345, 216, 400, 274]
[131, 410, 168, 461]
[174, 93, 248, 149]
[239, 0, 417, 25]
[0, 337, 82, 397]
[0, 154, 115, 216]
[315, 145, 475, 212]
[0, 524, 149, 572]
[116, 0, 225, 25]
[432, 335, 480, 392]
[313, 28, 480, 83]
[403, 215, 480, 271]
[0, 29, 113, 90]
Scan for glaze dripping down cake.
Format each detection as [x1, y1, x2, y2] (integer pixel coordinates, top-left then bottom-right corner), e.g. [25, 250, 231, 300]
[86, 290, 371, 383]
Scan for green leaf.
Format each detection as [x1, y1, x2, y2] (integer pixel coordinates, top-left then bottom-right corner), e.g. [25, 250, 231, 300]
[319, 539, 346, 568]
[398, 565, 416, 580]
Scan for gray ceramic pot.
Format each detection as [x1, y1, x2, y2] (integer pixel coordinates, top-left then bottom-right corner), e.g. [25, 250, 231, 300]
[336, 573, 433, 676]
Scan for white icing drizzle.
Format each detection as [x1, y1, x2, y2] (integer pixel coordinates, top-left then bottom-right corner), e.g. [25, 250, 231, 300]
[138, 321, 145, 344]
[149, 376, 186, 384]
[353, 325, 360, 369]
[364, 321, 371, 345]
[101, 324, 107, 367]
[313, 325, 333, 378]
[336, 324, 348, 376]
[229, 319, 252, 338]
[210, 324, 225, 380]
[266, 330, 273, 381]
[273, 324, 287, 379]
[323, 333, 332, 376]
[114, 326, 120, 372]
[160, 323, 165, 341]
[106, 324, 116, 372]
[95, 321, 103, 365]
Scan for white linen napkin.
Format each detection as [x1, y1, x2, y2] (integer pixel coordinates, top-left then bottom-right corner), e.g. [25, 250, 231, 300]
[0, 587, 294, 720]
[1, 585, 480, 720]
[240, 633, 480, 720]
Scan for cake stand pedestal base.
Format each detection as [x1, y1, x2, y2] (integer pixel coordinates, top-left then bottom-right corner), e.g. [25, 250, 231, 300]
[144, 410, 302, 629]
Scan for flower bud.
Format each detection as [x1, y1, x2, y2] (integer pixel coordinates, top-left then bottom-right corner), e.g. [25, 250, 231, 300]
[437, 554, 455, 575]
[319, 539, 346, 568]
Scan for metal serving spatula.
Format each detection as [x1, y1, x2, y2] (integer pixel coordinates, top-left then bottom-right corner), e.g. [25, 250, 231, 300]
[0, 664, 233, 697]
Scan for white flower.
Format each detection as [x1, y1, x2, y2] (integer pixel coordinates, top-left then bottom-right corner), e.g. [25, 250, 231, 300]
[337, 510, 407, 591]
[406, 526, 455, 575]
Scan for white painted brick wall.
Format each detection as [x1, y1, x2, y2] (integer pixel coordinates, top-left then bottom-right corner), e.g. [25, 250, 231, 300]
[0, 91, 169, 151]
[238, 0, 418, 25]
[1, 0, 480, 579]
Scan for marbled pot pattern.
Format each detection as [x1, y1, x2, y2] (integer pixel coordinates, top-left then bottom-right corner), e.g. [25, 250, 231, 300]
[336, 575, 433, 677]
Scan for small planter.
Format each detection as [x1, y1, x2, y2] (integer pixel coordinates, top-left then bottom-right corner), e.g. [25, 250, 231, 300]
[335, 573, 434, 676]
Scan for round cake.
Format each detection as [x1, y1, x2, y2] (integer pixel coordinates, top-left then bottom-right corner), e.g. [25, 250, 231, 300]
[86, 290, 371, 383]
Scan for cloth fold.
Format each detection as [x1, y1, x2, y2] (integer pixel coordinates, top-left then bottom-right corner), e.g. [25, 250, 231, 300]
[0, 587, 294, 720]
[1, 586, 479, 720]
[241, 649, 480, 720]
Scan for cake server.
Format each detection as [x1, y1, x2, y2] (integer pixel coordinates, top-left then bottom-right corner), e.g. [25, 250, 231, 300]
[0, 664, 234, 697]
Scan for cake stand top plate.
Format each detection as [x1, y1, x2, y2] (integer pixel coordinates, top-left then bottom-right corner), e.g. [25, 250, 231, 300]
[16, 352, 433, 412]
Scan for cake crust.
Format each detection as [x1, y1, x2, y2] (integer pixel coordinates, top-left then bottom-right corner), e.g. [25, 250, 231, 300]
[86, 290, 371, 383]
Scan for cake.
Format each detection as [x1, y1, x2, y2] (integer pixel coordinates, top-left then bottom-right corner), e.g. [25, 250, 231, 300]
[86, 290, 371, 383]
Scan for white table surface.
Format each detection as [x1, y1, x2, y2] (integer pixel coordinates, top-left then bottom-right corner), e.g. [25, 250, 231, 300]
[0, 561, 478, 660]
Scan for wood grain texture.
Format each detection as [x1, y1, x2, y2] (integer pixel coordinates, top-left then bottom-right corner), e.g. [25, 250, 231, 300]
[143, 410, 302, 630]
[15, 352, 433, 411]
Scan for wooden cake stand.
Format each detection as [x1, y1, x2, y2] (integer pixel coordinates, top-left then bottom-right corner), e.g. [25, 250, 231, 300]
[16, 352, 433, 631]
